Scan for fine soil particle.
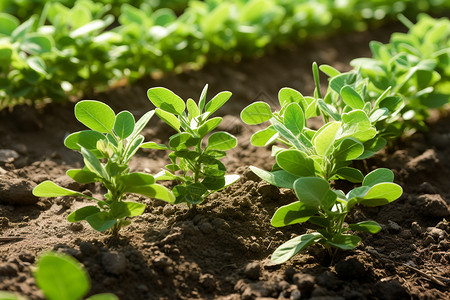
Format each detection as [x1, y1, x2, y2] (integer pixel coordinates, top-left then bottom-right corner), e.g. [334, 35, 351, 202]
[1, 23, 449, 300]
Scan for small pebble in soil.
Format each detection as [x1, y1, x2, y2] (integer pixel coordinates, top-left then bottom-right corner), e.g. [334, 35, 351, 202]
[244, 262, 261, 280]
[427, 227, 445, 240]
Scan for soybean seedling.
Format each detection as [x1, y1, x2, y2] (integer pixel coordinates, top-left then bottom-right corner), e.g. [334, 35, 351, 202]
[33, 100, 175, 235]
[269, 169, 402, 264]
[144, 84, 240, 206]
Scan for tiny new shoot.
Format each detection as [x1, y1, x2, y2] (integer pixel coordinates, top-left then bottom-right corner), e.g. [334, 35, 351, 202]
[144, 84, 240, 206]
[33, 100, 175, 235]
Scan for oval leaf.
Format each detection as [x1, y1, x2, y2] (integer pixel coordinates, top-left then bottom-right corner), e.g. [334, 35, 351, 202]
[205, 91, 232, 115]
[64, 130, 107, 153]
[293, 177, 331, 207]
[362, 168, 394, 187]
[34, 252, 89, 300]
[155, 108, 180, 132]
[359, 182, 403, 207]
[148, 87, 185, 115]
[114, 111, 135, 139]
[276, 150, 315, 177]
[75, 100, 115, 133]
[250, 167, 298, 189]
[348, 221, 381, 234]
[313, 122, 341, 156]
[271, 201, 318, 227]
[67, 206, 100, 222]
[33, 181, 85, 198]
[207, 132, 237, 151]
[241, 102, 272, 125]
[271, 233, 322, 264]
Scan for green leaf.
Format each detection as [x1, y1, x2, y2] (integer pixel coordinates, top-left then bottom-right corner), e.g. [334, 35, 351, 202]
[124, 184, 175, 203]
[250, 127, 278, 146]
[207, 132, 237, 151]
[34, 252, 90, 300]
[359, 182, 403, 207]
[313, 122, 341, 156]
[81, 147, 106, 178]
[33, 181, 86, 198]
[111, 201, 146, 219]
[124, 135, 144, 162]
[334, 138, 364, 161]
[249, 167, 298, 189]
[169, 132, 197, 148]
[119, 172, 155, 187]
[85, 212, 117, 232]
[278, 88, 305, 108]
[21, 34, 53, 55]
[114, 111, 135, 139]
[317, 99, 341, 121]
[325, 234, 361, 250]
[67, 206, 100, 222]
[140, 142, 169, 150]
[340, 86, 364, 109]
[334, 167, 364, 183]
[271, 232, 323, 264]
[271, 201, 318, 227]
[130, 110, 154, 140]
[241, 102, 272, 125]
[379, 96, 403, 112]
[155, 108, 180, 132]
[186, 98, 200, 118]
[64, 130, 107, 154]
[205, 91, 232, 115]
[284, 103, 304, 136]
[148, 87, 185, 115]
[201, 176, 225, 190]
[276, 150, 315, 177]
[75, 101, 115, 133]
[27, 56, 48, 76]
[294, 177, 334, 207]
[319, 64, 340, 77]
[67, 169, 98, 183]
[362, 168, 394, 187]
[0, 13, 19, 36]
[197, 117, 222, 137]
[198, 84, 208, 112]
[348, 221, 381, 234]
[70, 18, 113, 38]
[86, 294, 119, 300]
[173, 183, 208, 205]
[329, 72, 356, 93]
[224, 174, 240, 187]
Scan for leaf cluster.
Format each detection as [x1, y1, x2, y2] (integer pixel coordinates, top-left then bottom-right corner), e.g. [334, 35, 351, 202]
[145, 85, 239, 206]
[241, 62, 404, 263]
[0, 252, 117, 300]
[2, 1, 449, 108]
[33, 100, 174, 235]
[350, 14, 450, 134]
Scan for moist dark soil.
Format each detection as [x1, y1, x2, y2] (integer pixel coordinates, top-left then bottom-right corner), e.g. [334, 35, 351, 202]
[1, 23, 449, 300]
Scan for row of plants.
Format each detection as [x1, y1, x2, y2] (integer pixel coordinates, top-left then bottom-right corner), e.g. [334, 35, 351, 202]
[1, 13, 449, 300]
[1, 0, 449, 108]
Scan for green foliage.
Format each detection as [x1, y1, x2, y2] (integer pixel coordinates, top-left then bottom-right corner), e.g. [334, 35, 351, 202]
[0, 252, 117, 300]
[350, 14, 450, 134]
[242, 62, 404, 263]
[145, 85, 239, 206]
[2, 1, 449, 109]
[33, 101, 175, 235]
[270, 170, 402, 264]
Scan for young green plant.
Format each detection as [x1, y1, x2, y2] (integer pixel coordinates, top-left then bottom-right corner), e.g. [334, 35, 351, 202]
[33, 100, 174, 235]
[144, 84, 239, 206]
[241, 66, 403, 263]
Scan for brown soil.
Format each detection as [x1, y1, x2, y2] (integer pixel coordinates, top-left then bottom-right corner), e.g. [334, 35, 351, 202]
[1, 23, 449, 300]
